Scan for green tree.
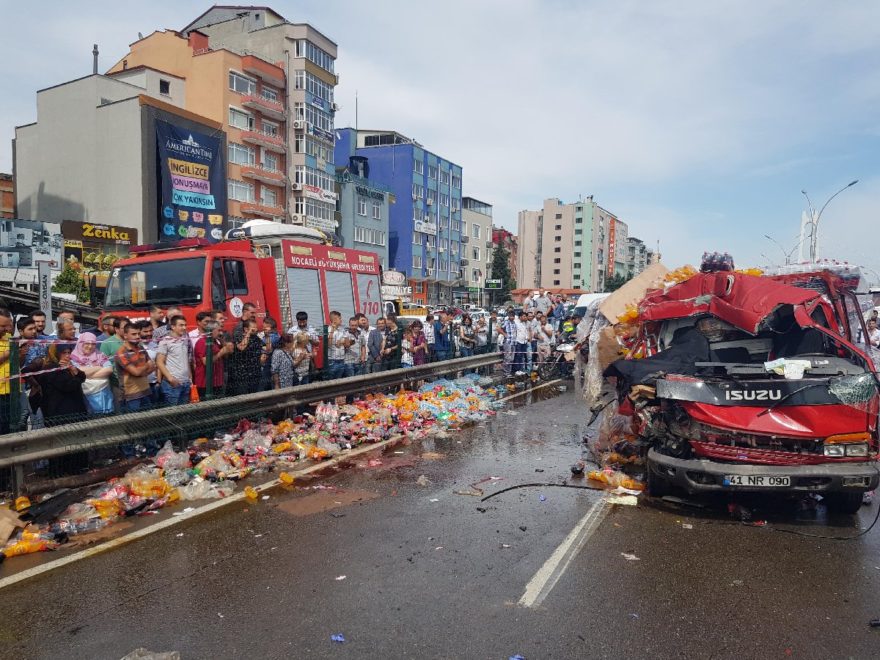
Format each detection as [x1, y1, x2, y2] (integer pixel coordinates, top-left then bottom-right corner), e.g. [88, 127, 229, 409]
[53, 261, 90, 303]
[490, 243, 514, 302]
[603, 272, 632, 293]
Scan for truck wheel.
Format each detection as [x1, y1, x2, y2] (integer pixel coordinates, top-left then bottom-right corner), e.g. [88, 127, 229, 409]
[825, 492, 864, 515]
[646, 465, 671, 498]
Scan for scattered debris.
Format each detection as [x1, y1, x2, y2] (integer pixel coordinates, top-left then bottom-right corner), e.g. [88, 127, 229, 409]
[429, 498, 440, 503]
[120, 649, 181, 660]
[620, 552, 640, 561]
[335, 575, 347, 581]
[681, 523, 693, 530]
[416, 475, 431, 487]
[539, 494, 546, 502]
[519, 526, 527, 532]
[330, 634, 346, 643]
[606, 494, 639, 506]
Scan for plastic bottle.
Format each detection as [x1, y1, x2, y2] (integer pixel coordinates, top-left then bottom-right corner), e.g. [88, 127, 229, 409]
[244, 486, 258, 500]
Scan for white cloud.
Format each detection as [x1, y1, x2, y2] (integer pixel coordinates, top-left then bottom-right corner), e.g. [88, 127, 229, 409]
[3, 0, 880, 275]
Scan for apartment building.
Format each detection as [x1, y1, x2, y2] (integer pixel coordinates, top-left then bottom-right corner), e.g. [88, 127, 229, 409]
[335, 129, 463, 306]
[181, 6, 339, 234]
[461, 197, 494, 305]
[517, 197, 630, 292]
[107, 29, 289, 229]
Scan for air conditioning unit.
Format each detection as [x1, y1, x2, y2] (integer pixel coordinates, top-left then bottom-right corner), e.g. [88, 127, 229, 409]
[293, 120, 305, 130]
[439, 247, 446, 253]
[291, 182, 303, 191]
[332, 102, 340, 112]
[412, 193, 418, 201]
[426, 198, 434, 206]
[290, 214, 304, 224]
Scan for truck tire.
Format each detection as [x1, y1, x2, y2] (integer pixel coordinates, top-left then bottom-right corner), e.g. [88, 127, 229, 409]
[825, 491, 863, 515]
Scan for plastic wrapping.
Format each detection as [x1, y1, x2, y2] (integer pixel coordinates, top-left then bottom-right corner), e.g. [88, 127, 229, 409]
[154, 441, 191, 470]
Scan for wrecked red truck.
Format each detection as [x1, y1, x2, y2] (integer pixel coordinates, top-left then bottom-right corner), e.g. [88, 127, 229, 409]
[604, 266, 879, 513]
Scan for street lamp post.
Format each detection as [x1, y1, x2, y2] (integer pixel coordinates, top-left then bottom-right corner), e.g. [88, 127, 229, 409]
[801, 180, 858, 262]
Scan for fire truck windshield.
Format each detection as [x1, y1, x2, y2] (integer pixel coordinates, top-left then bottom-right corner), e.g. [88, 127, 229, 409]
[104, 257, 206, 309]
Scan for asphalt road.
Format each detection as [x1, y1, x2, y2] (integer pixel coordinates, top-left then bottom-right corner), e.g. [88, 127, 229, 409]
[1, 387, 879, 659]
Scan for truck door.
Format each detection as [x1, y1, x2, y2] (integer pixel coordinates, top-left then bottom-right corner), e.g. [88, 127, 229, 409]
[211, 256, 258, 325]
[355, 273, 382, 325]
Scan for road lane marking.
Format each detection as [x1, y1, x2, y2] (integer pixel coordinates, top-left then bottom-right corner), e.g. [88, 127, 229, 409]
[518, 496, 609, 609]
[497, 379, 562, 403]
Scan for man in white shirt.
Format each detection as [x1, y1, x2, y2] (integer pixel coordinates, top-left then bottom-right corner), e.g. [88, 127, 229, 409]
[867, 318, 880, 348]
[513, 310, 530, 374]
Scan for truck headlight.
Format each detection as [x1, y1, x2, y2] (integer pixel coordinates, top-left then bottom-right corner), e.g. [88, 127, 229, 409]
[824, 445, 846, 457]
[845, 443, 869, 457]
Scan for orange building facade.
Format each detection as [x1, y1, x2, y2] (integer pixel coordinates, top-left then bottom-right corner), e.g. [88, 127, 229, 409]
[0, 174, 13, 218]
[107, 30, 288, 228]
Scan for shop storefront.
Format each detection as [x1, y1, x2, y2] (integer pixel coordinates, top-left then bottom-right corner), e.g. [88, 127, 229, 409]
[62, 221, 138, 271]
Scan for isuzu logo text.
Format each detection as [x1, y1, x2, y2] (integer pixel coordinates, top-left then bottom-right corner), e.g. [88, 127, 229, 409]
[725, 390, 782, 401]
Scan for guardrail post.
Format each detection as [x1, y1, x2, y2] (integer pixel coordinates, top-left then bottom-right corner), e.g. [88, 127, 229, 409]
[322, 324, 329, 381]
[205, 341, 214, 400]
[9, 339, 21, 433]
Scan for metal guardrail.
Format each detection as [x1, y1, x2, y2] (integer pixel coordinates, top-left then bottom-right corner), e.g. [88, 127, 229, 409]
[0, 353, 502, 474]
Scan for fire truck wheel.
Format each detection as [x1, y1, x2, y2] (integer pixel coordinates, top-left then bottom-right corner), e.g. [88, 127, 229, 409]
[825, 491, 864, 515]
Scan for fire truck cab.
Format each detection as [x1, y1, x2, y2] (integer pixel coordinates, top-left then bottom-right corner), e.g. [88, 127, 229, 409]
[102, 220, 383, 336]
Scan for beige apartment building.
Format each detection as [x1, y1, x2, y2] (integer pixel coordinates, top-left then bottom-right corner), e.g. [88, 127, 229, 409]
[461, 197, 494, 305]
[517, 197, 631, 292]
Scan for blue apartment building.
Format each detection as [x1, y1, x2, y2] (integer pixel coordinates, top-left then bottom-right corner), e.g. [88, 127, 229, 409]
[334, 128, 464, 306]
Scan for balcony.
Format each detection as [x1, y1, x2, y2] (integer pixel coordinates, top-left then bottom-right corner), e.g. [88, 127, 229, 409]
[240, 201, 286, 218]
[241, 94, 285, 120]
[242, 55, 285, 88]
[241, 164, 287, 186]
[241, 129, 286, 153]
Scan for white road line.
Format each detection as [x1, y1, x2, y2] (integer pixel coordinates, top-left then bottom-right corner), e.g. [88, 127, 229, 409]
[0, 436, 403, 591]
[518, 496, 609, 609]
[496, 379, 562, 403]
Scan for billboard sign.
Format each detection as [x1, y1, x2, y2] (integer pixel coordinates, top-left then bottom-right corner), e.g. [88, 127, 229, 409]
[156, 120, 227, 243]
[485, 279, 502, 289]
[0, 219, 62, 269]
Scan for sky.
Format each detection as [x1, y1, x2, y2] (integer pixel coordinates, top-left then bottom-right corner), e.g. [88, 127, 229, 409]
[2, 1, 880, 278]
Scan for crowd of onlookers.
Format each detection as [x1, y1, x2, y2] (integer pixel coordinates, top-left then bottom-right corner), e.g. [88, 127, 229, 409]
[0, 290, 588, 432]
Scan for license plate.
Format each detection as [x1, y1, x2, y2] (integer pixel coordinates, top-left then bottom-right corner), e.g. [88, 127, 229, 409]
[723, 475, 790, 487]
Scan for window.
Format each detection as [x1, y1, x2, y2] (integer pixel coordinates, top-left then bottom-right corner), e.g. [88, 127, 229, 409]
[554, 236, 561, 242]
[414, 159, 424, 174]
[228, 108, 254, 130]
[472, 224, 480, 239]
[228, 216, 247, 230]
[450, 242, 459, 255]
[372, 201, 381, 219]
[575, 240, 582, 246]
[553, 280, 561, 286]
[428, 165, 437, 180]
[471, 269, 480, 283]
[412, 183, 424, 199]
[293, 165, 334, 191]
[295, 70, 334, 101]
[439, 193, 449, 207]
[554, 258, 561, 264]
[426, 234, 436, 247]
[451, 220, 461, 232]
[159, 79, 170, 95]
[261, 187, 277, 208]
[555, 213, 562, 219]
[354, 227, 386, 246]
[440, 238, 448, 249]
[412, 208, 423, 222]
[575, 229, 582, 235]
[439, 217, 449, 228]
[451, 198, 460, 212]
[223, 259, 248, 295]
[262, 120, 279, 136]
[472, 247, 480, 261]
[439, 170, 450, 185]
[413, 232, 423, 245]
[574, 252, 581, 258]
[554, 247, 561, 253]
[229, 71, 256, 95]
[555, 224, 562, 230]
[305, 104, 334, 133]
[228, 143, 255, 165]
[262, 152, 278, 171]
[227, 179, 254, 202]
[358, 198, 367, 216]
[576, 217, 582, 224]
[261, 86, 278, 102]
[451, 175, 461, 189]
[296, 40, 335, 73]
[413, 255, 423, 269]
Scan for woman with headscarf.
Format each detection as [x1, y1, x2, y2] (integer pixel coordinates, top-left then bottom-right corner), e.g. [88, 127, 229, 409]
[70, 332, 114, 415]
[35, 343, 88, 425]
